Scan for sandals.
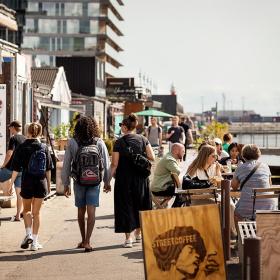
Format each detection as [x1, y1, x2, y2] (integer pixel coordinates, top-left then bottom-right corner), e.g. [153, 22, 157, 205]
[84, 246, 94, 253]
[77, 242, 85, 248]
[10, 216, 21, 222]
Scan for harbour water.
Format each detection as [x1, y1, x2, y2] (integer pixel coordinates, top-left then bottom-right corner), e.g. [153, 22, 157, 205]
[234, 133, 279, 148]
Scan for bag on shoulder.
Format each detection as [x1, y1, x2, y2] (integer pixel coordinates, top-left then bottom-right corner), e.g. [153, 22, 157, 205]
[182, 175, 211, 189]
[28, 143, 47, 177]
[122, 137, 151, 178]
[72, 138, 104, 186]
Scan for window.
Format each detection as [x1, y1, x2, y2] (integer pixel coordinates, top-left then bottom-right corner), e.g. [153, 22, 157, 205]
[66, 20, 79, 34]
[85, 37, 97, 50]
[25, 18, 35, 33]
[90, 20, 99, 33]
[62, 37, 73, 51]
[64, 3, 83, 16]
[88, 3, 100, 17]
[35, 55, 51, 66]
[22, 36, 40, 49]
[73, 38, 84, 51]
[27, 3, 38, 12]
[80, 20, 90, 34]
[40, 37, 50, 50]
[42, 3, 56, 16]
[38, 19, 58, 33]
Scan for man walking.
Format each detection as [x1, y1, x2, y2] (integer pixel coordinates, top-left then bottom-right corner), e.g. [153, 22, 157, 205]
[179, 117, 193, 161]
[62, 116, 111, 252]
[145, 117, 162, 152]
[166, 116, 185, 151]
[0, 121, 26, 221]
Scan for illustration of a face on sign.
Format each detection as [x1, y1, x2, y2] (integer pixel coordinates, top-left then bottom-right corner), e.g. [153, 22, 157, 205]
[152, 226, 219, 279]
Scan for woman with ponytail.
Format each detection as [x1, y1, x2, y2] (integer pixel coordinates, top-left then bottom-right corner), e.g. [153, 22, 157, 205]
[9, 122, 52, 251]
[108, 114, 155, 248]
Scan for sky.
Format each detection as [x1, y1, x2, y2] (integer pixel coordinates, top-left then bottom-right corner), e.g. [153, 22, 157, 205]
[118, 0, 280, 116]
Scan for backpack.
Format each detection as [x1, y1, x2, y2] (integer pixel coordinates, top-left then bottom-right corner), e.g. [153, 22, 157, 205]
[27, 143, 47, 177]
[72, 138, 104, 186]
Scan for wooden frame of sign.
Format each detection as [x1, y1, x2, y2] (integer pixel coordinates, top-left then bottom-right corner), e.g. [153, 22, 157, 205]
[140, 204, 226, 280]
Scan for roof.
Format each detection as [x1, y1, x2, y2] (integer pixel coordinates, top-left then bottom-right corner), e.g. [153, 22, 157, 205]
[31, 67, 59, 89]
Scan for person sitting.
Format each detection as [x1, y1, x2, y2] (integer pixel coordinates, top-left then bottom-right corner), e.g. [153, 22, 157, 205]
[213, 138, 229, 161]
[151, 143, 185, 196]
[231, 144, 277, 222]
[222, 133, 233, 153]
[219, 142, 244, 170]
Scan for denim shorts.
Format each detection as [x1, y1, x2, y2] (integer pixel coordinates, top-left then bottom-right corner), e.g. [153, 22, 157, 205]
[73, 183, 100, 208]
[0, 168, 22, 188]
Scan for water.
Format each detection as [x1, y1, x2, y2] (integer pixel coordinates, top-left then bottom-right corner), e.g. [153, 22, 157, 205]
[260, 155, 280, 166]
[234, 134, 279, 148]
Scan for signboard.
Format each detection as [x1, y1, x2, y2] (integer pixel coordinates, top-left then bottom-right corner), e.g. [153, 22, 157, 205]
[140, 205, 226, 280]
[0, 84, 6, 164]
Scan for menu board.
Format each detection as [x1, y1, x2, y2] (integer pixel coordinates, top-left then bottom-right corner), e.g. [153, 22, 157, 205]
[0, 84, 6, 164]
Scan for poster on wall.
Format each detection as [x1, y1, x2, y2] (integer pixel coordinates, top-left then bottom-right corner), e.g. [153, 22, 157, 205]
[0, 84, 6, 164]
[140, 205, 226, 280]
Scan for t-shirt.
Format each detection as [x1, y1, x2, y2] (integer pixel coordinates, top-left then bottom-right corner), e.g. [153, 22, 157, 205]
[167, 126, 184, 143]
[234, 160, 277, 218]
[147, 126, 162, 146]
[6, 134, 26, 170]
[151, 152, 181, 192]
[11, 139, 53, 188]
[222, 143, 230, 153]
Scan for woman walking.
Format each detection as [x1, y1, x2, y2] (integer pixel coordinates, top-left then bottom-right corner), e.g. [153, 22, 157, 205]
[8, 123, 52, 250]
[109, 114, 155, 248]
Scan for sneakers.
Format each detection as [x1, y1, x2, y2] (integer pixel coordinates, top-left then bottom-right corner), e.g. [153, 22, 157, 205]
[123, 239, 133, 248]
[30, 243, 43, 251]
[134, 235, 142, 243]
[21, 234, 33, 249]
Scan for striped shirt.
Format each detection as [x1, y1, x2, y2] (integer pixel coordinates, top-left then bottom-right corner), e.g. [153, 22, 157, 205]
[234, 160, 277, 218]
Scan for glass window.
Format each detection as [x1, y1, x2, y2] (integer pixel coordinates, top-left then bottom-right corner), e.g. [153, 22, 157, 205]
[66, 20, 79, 34]
[22, 36, 40, 49]
[80, 20, 90, 34]
[35, 55, 51, 66]
[42, 3, 56, 16]
[85, 37, 97, 50]
[38, 19, 58, 33]
[88, 3, 100, 17]
[27, 3, 38, 12]
[25, 18, 35, 33]
[64, 3, 83, 16]
[90, 20, 99, 33]
[62, 37, 73, 51]
[40, 37, 50, 51]
[73, 38, 84, 51]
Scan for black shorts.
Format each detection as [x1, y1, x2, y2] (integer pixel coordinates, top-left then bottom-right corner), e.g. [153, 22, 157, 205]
[20, 176, 48, 199]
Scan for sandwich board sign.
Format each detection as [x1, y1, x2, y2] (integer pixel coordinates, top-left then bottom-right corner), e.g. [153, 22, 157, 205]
[140, 204, 226, 280]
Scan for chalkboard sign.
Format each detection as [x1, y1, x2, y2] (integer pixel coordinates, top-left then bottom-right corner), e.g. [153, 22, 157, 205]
[140, 205, 226, 280]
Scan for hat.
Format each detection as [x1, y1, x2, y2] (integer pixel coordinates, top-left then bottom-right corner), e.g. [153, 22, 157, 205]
[8, 121, 22, 128]
[213, 138, 222, 145]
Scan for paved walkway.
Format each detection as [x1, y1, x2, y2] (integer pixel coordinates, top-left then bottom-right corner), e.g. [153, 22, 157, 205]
[0, 150, 198, 280]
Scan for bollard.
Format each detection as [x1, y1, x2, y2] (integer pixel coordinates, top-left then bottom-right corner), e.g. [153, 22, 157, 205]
[243, 237, 261, 280]
[221, 179, 231, 260]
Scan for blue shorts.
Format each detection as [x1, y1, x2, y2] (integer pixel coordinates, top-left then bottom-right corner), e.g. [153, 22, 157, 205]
[73, 183, 100, 208]
[0, 168, 22, 188]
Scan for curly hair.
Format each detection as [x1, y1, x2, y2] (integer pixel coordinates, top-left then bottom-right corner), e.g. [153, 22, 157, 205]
[74, 116, 100, 143]
[152, 226, 206, 271]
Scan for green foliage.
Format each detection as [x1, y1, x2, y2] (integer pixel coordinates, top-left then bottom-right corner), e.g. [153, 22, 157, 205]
[69, 112, 80, 138]
[202, 121, 229, 140]
[51, 123, 70, 140]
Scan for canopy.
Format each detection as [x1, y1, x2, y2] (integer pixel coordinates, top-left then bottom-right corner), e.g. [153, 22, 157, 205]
[135, 109, 173, 118]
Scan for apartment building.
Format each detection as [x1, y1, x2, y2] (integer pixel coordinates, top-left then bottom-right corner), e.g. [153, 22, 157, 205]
[21, 0, 124, 77]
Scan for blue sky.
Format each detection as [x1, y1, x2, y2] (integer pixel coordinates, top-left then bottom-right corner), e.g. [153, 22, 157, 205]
[119, 0, 280, 116]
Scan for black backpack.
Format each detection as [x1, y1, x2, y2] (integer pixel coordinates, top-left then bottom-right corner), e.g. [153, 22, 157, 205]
[72, 138, 104, 186]
[27, 143, 47, 177]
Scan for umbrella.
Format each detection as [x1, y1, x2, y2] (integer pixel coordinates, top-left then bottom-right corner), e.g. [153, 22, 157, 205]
[135, 109, 173, 118]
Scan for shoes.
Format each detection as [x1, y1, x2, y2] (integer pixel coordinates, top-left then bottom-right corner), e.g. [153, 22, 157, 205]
[10, 216, 21, 222]
[123, 239, 133, 248]
[30, 243, 43, 251]
[21, 234, 33, 249]
[134, 235, 142, 243]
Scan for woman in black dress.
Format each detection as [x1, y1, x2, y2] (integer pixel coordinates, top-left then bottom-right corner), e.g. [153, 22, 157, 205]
[108, 114, 155, 248]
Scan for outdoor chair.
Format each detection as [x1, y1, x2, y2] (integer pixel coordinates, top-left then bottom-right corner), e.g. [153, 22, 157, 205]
[251, 186, 280, 220]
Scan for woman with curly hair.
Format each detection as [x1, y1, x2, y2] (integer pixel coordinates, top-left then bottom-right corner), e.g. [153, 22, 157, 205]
[62, 116, 110, 252]
[109, 114, 155, 248]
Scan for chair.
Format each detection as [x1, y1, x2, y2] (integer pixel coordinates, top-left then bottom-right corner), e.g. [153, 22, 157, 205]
[251, 186, 280, 219]
[151, 173, 180, 209]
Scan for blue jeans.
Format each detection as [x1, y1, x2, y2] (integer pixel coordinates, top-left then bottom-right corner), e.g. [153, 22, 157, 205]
[73, 183, 100, 208]
[0, 168, 22, 188]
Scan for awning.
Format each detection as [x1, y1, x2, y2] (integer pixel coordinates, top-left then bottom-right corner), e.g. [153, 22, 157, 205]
[39, 101, 84, 113]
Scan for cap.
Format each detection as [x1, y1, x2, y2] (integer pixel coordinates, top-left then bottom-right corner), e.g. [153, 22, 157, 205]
[8, 121, 22, 128]
[213, 138, 222, 145]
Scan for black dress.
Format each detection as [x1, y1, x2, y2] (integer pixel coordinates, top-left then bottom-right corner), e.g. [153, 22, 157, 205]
[113, 134, 152, 233]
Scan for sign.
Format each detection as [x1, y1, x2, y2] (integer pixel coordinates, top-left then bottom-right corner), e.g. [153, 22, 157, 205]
[0, 84, 6, 164]
[140, 205, 226, 280]
[107, 78, 134, 88]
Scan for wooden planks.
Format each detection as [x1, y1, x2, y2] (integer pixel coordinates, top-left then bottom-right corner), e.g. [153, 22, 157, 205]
[140, 205, 226, 280]
[256, 211, 280, 280]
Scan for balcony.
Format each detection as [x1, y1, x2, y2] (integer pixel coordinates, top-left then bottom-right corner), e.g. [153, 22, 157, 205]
[106, 25, 122, 48]
[107, 9, 124, 34]
[105, 61, 118, 77]
[0, 4, 17, 31]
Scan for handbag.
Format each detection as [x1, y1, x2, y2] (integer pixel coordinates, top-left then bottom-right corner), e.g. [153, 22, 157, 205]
[122, 136, 151, 178]
[182, 175, 211, 189]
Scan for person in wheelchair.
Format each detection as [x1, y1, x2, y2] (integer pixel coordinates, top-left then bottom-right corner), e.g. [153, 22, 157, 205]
[151, 143, 185, 202]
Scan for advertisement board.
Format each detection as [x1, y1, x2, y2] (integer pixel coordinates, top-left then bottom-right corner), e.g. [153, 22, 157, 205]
[0, 84, 6, 164]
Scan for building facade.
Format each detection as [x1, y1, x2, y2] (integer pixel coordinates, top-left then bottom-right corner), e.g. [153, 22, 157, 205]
[22, 0, 124, 77]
